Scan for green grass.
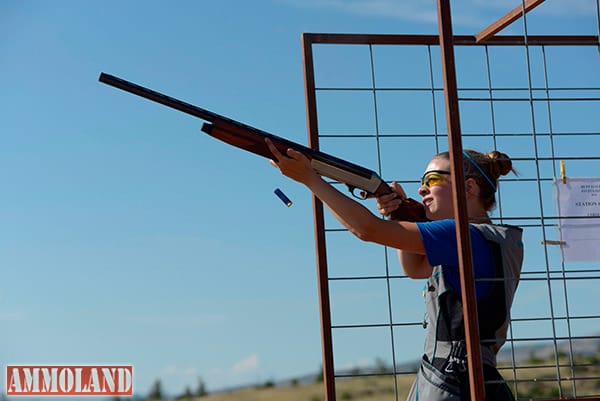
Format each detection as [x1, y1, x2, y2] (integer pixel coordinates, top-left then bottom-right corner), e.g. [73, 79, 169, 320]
[178, 375, 414, 401]
[160, 352, 600, 401]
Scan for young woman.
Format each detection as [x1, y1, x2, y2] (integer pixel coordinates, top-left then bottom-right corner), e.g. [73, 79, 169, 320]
[266, 138, 524, 401]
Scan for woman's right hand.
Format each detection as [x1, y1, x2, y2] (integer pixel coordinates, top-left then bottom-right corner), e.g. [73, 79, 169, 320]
[376, 182, 407, 217]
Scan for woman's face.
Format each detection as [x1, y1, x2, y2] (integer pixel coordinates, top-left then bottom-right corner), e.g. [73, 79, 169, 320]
[418, 157, 454, 220]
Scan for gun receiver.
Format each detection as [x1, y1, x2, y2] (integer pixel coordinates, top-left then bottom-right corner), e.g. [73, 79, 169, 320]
[98, 72, 427, 221]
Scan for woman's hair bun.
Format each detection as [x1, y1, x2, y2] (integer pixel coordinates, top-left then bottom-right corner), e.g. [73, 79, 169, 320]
[487, 150, 514, 180]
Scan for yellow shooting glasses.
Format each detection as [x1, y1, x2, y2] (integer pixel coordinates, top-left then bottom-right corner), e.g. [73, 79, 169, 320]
[420, 170, 451, 188]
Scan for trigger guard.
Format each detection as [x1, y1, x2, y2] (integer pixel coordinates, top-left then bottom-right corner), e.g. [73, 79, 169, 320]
[347, 185, 368, 200]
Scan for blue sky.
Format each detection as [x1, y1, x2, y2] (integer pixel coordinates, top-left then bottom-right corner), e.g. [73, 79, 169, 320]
[1, 0, 599, 397]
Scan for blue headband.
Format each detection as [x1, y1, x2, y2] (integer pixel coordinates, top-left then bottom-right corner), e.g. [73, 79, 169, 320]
[462, 151, 497, 192]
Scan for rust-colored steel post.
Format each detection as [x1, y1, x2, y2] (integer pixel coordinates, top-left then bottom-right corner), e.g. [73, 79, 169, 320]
[301, 33, 337, 401]
[436, 1, 486, 400]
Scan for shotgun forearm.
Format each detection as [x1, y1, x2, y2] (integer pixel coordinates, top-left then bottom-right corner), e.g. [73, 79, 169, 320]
[201, 120, 387, 198]
[98, 72, 427, 221]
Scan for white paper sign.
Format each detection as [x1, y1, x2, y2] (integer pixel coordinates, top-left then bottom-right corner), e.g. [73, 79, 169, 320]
[554, 177, 600, 261]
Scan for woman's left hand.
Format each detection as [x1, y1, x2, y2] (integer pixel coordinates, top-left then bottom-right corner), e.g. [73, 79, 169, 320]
[266, 138, 320, 186]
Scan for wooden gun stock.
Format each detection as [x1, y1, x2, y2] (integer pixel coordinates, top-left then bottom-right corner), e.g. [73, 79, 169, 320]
[98, 72, 427, 222]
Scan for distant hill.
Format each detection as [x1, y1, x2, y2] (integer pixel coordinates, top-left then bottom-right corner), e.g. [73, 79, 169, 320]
[497, 335, 600, 364]
[166, 336, 600, 401]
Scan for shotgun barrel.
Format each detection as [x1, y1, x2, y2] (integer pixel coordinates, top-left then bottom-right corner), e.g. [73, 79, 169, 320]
[98, 72, 427, 221]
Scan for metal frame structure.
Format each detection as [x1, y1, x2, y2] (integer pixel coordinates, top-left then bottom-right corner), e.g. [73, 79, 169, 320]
[301, 1, 600, 400]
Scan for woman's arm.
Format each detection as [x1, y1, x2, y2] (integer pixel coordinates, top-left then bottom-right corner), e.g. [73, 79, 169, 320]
[398, 250, 432, 278]
[266, 139, 425, 254]
[376, 182, 432, 278]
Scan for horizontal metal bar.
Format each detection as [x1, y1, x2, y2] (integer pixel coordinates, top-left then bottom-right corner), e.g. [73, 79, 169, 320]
[506, 335, 600, 342]
[460, 97, 600, 102]
[304, 33, 600, 46]
[327, 274, 600, 283]
[521, 269, 600, 275]
[316, 87, 600, 92]
[518, 276, 600, 281]
[331, 322, 423, 329]
[327, 272, 600, 282]
[502, 376, 600, 384]
[325, 214, 600, 224]
[334, 371, 416, 379]
[318, 132, 600, 138]
[499, 363, 600, 371]
[328, 275, 410, 281]
[510, 315, 600, 322]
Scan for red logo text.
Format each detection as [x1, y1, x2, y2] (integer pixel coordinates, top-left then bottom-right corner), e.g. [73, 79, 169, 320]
[6, 365, 133, 396]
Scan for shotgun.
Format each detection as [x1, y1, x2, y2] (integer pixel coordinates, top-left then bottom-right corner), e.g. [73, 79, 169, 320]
[98, 72, 427, 221]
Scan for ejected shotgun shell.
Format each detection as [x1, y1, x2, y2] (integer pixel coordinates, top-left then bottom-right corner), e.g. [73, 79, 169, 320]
[274, 188, 293, 207]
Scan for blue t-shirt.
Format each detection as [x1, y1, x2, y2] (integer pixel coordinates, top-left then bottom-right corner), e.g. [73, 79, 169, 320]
[416, 219, 494, 299]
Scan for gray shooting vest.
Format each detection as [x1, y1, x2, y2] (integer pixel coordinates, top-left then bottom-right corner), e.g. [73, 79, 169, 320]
[406, 224, 524, 401]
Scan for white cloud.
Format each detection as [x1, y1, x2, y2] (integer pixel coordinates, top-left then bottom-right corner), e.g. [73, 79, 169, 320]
[199, 354, 262, 390]
[154, 354, 264, 392]
[0, 311, 24, 321]
[537, 0, 598, 16]
[277, 0, 597, 27]
[338, 357, 372, 371]
[231, 353, 260, 376]
[281, 0, 439, 24]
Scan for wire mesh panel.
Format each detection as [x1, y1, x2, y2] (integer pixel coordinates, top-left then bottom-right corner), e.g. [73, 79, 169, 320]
[302, 32, 600, 401]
